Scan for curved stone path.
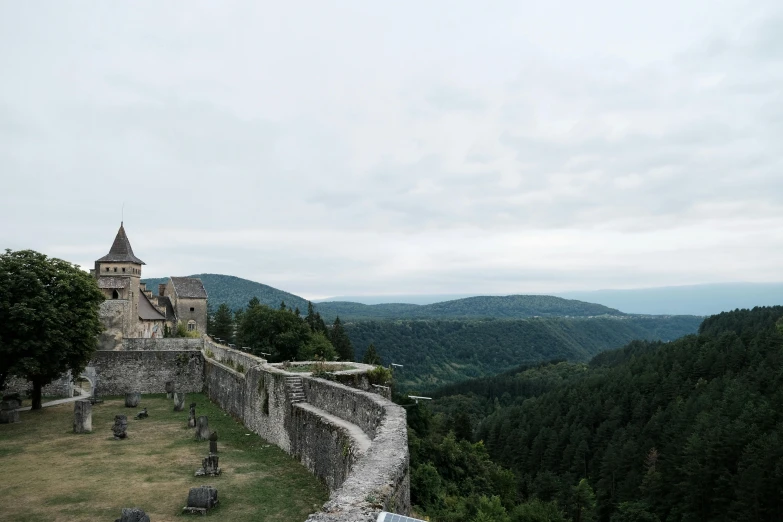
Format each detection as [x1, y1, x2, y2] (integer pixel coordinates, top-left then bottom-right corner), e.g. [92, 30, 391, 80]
[15, 387, 91, 412]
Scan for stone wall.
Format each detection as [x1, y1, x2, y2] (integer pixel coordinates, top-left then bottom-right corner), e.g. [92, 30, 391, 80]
[2, 373, 74, 398]
[304, 379, 383, 439]
[90, 350, 204, 395]
[201, 345, 410, 521]
[204, 339, 263, 372]
[98, 299, 128, 351]
[122, 337, 204, 351]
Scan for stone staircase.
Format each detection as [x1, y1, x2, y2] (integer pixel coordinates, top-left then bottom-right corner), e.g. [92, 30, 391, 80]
[285, 376, 306, 404]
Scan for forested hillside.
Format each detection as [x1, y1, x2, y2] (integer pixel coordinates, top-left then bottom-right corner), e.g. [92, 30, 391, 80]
[320, 295, 624, 320]
[346, 316, 702, 390]
[408, 306, 783, 521]
[143, 273, 626, 320]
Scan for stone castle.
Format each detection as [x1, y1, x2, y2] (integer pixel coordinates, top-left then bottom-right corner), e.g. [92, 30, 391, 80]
[91, 223, 208, 349]
[4, 223, 411, 522]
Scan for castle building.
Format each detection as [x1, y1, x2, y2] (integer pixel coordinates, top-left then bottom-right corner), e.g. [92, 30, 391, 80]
[91, 223, 207, 347]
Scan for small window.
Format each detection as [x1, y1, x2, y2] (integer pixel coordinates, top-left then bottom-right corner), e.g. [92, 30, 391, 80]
[190, 307, 195, 312]
[113, 267, 117, 272]
[112, 289, 119, 299]
[105, 267, 109, 272]
[187, 320, 196, 331]
[122, 267, 126, 272]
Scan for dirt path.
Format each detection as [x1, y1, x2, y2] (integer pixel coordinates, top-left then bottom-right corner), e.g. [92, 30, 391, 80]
[15, 387, 91, 412]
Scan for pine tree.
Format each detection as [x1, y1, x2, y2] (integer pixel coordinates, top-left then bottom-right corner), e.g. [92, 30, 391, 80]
[363, 343, 381, 365]
[211, 303, 234, 342]
[329, 316, 354, 361]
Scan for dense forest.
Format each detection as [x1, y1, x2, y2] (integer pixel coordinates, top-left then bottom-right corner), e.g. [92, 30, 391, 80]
[345, 316, 702, 389]
[144, 273, 633, 320]
[406, 306, 783, 521]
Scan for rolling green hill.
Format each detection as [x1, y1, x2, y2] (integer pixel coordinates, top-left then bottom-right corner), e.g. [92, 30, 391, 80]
[142, 274, 310, 312]
[143, 274, 624, 320]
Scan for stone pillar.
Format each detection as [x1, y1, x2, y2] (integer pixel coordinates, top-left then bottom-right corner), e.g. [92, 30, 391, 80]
[195, 416, 210, 441]
[125, 392, 141, 408]
[73, 399, 92, 433]
[173, 392, 185, 412]
[188, 403, 197, 428]
[0, 395, 21, 424]
[165, 381, 174, 399]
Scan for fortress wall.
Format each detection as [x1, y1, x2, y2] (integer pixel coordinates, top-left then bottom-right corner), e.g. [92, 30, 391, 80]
[121, 338, 204, 351]
[200, 344, 410, 521]
[302, 378, 387, 440]
[289, 403, 356, 491]
[90, 350, 204, 395]
[303, 377, 411, 521]
[204, 339, 263, 372]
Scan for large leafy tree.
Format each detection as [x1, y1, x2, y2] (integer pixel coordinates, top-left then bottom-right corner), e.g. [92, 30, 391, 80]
[329, 316, 354, 361]
[0, 249, 104, 409]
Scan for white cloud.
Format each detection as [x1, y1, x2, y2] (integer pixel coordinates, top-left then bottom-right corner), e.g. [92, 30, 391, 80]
[1, 1, 781, 298]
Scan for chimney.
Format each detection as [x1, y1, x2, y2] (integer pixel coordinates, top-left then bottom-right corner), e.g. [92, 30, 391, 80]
[159, 284, 166, 297]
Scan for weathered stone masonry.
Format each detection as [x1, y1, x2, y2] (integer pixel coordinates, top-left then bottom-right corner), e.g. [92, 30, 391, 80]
[90, 338, 410, 522]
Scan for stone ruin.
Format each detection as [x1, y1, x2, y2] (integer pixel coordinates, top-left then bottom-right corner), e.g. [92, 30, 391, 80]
[195, 416, 210, 441]
[165, 380, 174, 399]
[112, 414, 128, 440]
[0, 394, 21, 424]
[209, 431, 218, 454]
[188, 403, 196, 428]
[114, 507, 150, 522]
[183, 485, 219, 515]
[173, 392, 185, 412]
[195, 454, 221, 477]
[73, 399, 91, 433]
[134, 408, 148, 420]
[125, 392, 141, 408]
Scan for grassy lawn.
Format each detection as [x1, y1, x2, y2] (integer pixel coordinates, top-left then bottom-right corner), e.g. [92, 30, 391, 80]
[285, 363, 357, 373]
[0, 393, 328, 522]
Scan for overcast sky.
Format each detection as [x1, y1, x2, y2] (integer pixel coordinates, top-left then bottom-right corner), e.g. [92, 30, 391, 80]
[1, 1, 781, 299]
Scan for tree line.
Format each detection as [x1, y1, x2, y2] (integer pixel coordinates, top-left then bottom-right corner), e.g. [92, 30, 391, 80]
[207, 299, 355, 362]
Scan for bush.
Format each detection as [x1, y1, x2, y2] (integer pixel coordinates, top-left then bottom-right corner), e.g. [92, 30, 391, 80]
[367, 365, 393, 385]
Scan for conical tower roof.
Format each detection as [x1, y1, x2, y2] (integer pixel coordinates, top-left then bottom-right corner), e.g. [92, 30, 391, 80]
[96, 223, 145, 265]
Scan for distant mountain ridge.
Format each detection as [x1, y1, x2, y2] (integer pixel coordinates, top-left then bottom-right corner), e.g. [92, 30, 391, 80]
[142, 273, 625, 320]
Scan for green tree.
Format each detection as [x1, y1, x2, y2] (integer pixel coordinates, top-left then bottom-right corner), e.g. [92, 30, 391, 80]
[329, 316, 354, 361]
[299, 331, 337, 361]
[610, 502, 660, 522]
[572, 479, 596, 522]
[363, 343, 381, 365]
[0, 249, 104, 409]
[305, 301, 327, 334]
[211, 303, 234, 341]
[510, 499, 567, 522]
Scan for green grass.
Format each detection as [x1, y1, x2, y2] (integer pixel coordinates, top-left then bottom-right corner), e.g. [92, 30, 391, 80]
[286, 363, 357, 373]
[0, 393, 327, 522]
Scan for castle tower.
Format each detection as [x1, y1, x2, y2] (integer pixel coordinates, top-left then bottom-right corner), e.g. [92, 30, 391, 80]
[94, 223, 145, 337]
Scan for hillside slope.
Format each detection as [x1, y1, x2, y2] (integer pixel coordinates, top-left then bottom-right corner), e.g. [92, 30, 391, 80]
[345, 315, 702, 390]
[463, 306, 783, 521]
[142, 274, 310, 311]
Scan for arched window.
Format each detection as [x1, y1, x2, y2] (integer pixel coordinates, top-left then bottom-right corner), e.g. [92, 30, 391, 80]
[187, 320, 196, 332]
[112, 289, 119, 299]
